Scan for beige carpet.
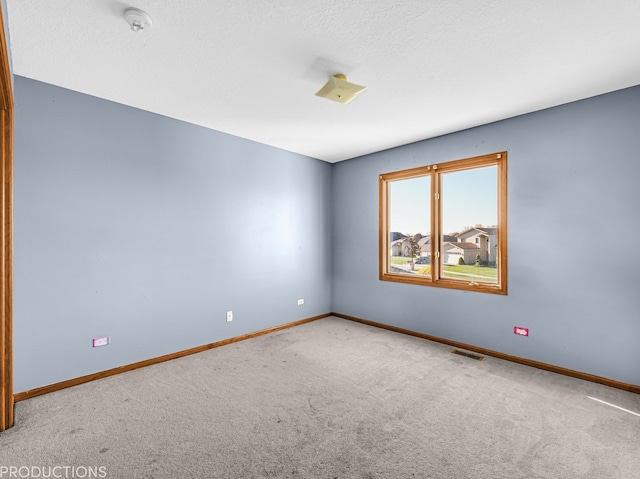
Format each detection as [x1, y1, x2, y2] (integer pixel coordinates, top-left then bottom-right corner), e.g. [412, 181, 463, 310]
[1, 316, 639, 478]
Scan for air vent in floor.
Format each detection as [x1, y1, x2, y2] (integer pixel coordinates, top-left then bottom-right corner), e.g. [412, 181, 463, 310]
[451, 349, 484, 361]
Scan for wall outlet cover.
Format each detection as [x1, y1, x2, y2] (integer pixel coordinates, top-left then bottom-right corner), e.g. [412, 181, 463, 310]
[514, 327, 529, 336]
[93, 336, 110, 347]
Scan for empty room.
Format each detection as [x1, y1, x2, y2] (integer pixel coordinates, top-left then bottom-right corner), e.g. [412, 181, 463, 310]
[1, 1, 639, 478]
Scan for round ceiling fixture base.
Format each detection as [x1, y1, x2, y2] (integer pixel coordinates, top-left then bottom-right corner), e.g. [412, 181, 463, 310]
[124, 7, 152, 32]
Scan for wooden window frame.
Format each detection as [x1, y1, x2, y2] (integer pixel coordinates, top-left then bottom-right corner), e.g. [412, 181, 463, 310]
[379, 152, 508, 295]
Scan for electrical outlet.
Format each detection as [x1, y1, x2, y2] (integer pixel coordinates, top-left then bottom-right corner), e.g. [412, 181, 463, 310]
[93, 336, 110, 347]
[226, 311, 233, 322]
[514, 327, 529, 336]
[297, 299, 304, 306]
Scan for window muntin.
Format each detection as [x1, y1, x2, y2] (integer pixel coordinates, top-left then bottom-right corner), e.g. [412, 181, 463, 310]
[379, 152, 507, 294]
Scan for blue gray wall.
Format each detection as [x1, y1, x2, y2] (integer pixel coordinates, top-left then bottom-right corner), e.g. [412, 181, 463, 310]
[14, 76, 332, 392]
[13, 73, 640, 392]
[332, 85, 640, 386]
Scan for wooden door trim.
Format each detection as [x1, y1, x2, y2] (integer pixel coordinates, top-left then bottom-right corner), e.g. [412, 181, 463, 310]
[0, 5, 14, 431]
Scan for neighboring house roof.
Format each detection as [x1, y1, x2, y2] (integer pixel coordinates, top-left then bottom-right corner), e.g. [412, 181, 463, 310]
[477, 227, 497, 236]
[457, 227, 497, 238]
[390, 239, 406, 246]
[390, 232, 408, 241]
[418, 236, 430, 247]
[418, 235, 457, 247]
[443, 241, 479, 251]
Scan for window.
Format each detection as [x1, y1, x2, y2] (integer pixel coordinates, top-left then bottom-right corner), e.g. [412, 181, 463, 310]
[379, 152, 507, 294]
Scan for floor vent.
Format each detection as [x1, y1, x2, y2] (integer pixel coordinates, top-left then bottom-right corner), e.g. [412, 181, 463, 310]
[451, 349, 484, 361]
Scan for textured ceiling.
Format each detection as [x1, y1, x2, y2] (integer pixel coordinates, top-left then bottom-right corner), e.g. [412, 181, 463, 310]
[6, 1, 640, 162]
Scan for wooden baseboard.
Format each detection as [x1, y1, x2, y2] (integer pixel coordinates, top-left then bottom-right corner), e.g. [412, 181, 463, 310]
[332, 312, 640, 395]
[14, 313, 330, 402]
[16, 311, 638, 402]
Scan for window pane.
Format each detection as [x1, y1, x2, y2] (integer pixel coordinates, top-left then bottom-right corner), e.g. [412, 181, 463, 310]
[388, 176, 430, 276]
[440, 166, 498, 283]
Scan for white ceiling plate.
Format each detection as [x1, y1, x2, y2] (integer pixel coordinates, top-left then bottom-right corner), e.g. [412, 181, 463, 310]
[6, 1, 640, 162]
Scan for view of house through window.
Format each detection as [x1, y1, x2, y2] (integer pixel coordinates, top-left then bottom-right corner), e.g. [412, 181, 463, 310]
[380, 152, 507, 294]
[440, 165, 498, 283]
[388, 175, 431, 277]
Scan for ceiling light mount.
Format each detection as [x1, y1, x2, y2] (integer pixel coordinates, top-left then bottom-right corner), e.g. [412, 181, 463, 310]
[315, 73, 366, 104]
[124, 7, 152, 32]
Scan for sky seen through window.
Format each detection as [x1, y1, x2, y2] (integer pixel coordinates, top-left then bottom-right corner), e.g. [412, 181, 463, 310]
[389, 166, 497, 236]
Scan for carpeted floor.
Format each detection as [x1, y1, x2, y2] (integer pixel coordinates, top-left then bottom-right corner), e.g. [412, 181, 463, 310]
[1, 316, 639, 478]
